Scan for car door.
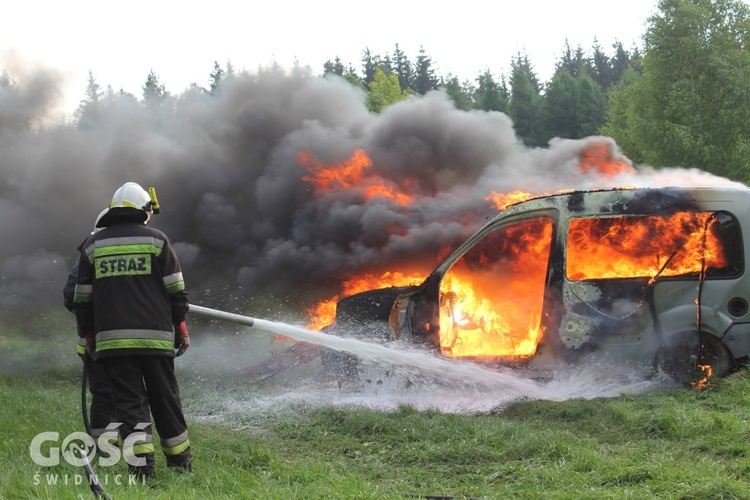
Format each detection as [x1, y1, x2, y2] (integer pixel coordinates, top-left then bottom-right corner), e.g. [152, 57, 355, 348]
[436, 215, 555, 360]
[558, 211, 736, 366]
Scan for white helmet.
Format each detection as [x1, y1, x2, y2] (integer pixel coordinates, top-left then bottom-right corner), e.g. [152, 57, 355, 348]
[97, 182, 156, 227]
[109, 182, 151, 211]
[91, 208, 109, 234]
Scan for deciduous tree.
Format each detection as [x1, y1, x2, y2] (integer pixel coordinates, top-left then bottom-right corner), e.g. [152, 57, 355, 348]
[603, 0, 750, 179]
[367, 67, 407, 112]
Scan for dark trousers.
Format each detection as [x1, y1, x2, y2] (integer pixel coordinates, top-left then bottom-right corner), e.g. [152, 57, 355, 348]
[101, 356, 188, 466]
[86, 357, 114, 435]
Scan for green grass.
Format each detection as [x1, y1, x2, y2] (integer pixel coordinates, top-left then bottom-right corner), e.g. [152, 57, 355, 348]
[4, 326, 750, 499]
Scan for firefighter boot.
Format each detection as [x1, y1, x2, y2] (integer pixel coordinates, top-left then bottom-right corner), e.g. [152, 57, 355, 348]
[128, 452, 156, 483]
[166, 447, 193, 472]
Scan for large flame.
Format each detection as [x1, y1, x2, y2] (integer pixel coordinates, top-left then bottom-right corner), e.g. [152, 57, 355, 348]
[299, 149, 415, 205]
[567, 212, 727, 280]
[301, 146, 729, 364]
[438, 218, 553, 357]
[298, 148, 432, 330]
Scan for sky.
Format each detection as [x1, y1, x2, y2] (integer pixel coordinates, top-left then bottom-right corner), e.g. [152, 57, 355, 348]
[1, 0, 659, 117]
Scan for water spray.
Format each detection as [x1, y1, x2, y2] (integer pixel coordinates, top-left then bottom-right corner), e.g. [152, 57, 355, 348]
[187, 304, 545, 395]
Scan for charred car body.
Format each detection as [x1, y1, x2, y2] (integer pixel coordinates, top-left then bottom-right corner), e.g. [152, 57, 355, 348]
[322, 187, 750, 385]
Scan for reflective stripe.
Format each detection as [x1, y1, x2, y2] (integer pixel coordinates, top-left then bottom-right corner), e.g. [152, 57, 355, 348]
[111, 200, 143, 210]
[97, 339, 174, 352]
[163, 272, 183, 287]
[124, 443, 155, 458]
[161, 430, 188, 449]
[123, 430, 155, 459]
[73, 284, 93, 304]
[166, 282, 185, 294]
[92, 244, 162, 259]
[162, 430, 190, 456]
[97, 329, 174, 342]
[76, 338, 86, 355]
[96, 330, 174, 353]
[162, 439, 190, 456]
[164, 272, 185, 294]
[73, 293, 91, 304]
[86, 236, 165, 256]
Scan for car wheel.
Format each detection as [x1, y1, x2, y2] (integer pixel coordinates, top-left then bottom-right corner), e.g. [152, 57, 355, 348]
[655, 331, 733, 386]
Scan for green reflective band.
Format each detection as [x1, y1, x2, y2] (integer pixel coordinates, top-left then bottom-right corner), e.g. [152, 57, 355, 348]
[76, 344, 86, 355]
[163, 439, 190, 456]
[112, 200, 141, 210]
[124, 443, 155, 457]
[97, 339, 175, 351]
[92, 243, 162, 258]
[165, 281, 185, 294]
[95, 254, 151, 279]
[73, 293, 92, 304]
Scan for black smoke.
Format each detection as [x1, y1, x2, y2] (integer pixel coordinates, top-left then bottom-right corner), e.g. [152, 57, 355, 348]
[1, 64, 742, 319]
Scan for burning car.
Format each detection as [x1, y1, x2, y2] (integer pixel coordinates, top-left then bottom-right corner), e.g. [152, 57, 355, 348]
[321, 186, 750, 386]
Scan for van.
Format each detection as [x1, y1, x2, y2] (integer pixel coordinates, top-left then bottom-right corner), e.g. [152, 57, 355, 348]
[321, 187, 750, 386]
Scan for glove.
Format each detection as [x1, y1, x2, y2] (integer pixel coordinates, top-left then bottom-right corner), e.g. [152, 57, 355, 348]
[174, 321, 190, 357]
[84, 331, 96, 358]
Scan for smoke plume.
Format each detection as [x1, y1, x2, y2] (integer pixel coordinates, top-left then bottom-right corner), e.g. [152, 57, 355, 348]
[1, 64, 744, 319]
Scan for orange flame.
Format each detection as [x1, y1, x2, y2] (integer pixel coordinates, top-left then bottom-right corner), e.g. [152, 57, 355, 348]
[692, 364, 714, 390]
[306, 271, 426, 330]
[567, 212, 727, 280]
[485, 189, 540, 210]
[438, 218, 552, 357]
[299, 149, 414, 205]
[578, 141, 636, 176]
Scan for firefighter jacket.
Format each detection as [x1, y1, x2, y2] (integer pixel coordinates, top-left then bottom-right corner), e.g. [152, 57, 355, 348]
[64, 254, 87, 354]
[64, 238, 89, 354]
[63, 256, 80, 313]
[73, 219, 189, 359]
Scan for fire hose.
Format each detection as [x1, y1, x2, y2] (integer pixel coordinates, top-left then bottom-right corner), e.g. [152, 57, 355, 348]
[188, 304, 256, 326]
[80, 354, 111, 499]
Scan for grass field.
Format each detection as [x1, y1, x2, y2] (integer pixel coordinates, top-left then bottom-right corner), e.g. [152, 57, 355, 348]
[3, 344, 750, 500]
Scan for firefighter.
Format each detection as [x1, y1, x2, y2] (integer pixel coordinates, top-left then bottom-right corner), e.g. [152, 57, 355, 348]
[63, 208, 114, 441]
[73, 182, 192, 481]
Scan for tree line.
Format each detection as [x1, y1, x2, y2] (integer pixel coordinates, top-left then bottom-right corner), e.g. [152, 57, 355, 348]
[322, 40, 641, 149]
[69, 38, 641, 151]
